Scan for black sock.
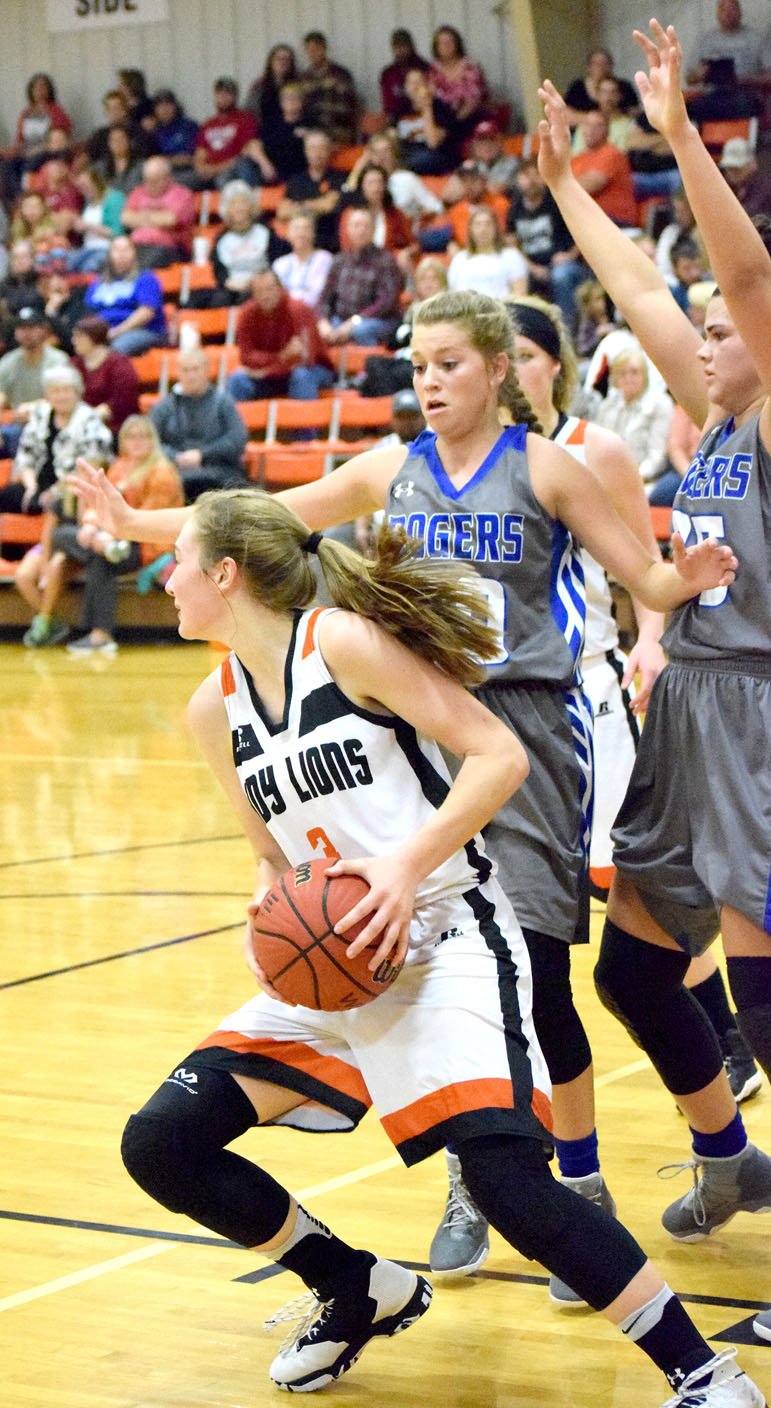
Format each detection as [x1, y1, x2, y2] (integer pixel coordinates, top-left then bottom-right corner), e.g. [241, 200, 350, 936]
[619, 1285, 713, 1390]
[689, 968, 736, 1045]
[273, 1206, 373, 1300]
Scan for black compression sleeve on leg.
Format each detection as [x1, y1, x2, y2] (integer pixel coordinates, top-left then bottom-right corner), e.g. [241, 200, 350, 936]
[727, 955, 771, 1082]
[595, 920, 724, 1095]
[522, 928, 592, 1085]
[121, 1063, 292, 1246]
[458, 1134, 646, 1309]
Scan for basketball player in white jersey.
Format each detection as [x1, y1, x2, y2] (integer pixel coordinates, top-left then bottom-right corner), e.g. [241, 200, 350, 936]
[115, 485, 760, 1406]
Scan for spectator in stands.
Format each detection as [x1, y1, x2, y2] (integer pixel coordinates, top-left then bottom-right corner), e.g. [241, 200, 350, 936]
[572, 76, 634, 153]
[339, 163, 416, 274]
[317, 208, 403, 346]
[209, 181, 273, 305]
[2, 74, 72, 198]
[447, 206, 527, 299]
[300, 30, 360, 146]
[40, 271, 88, 353]
[150, 347, 248, 500]
[655, 186, 700, 279]
[396, 67, 460, 176]
[669, 235, 707, 313]
[192, 78, 276, 191]
[227, 267, 334, 402]
[506, 157, 587, 329]
[260, 83, 308, 182]
[571, 110, 638, 227]
[686, 0, 768, 83]
[390, 255, 450, 357]
[347, 131, 444, 228]
[574, 278, 616, 360]
[151, 91, 199, 174]
[719, 137, 771, 218]
[10, 190, 58, 264]
[0, 243, 41, 350]
[625, 109, 681, 201]
[563, 49, 638, 123]
[446, 120, 520, 204]
[83, 234, 166, 355]
[96, 124, 144, 195]
[272, 211, 333, 308]
[246, 43, 299, 129]
[428, 24, 489, 139]
[380, 28, 430, 123]
[117, 68, 155, 131]
[0, 306, 70, 457]
[58, 416, 184, 657]
[595, 348, 674, 497]
[64, 166, 125, 274]
[277, 130, 345, 253]
[71, 314, 140, 436]
[85, 89, 150, 168]
[121, 156, 196, 268]
[445, 159, 509, 251]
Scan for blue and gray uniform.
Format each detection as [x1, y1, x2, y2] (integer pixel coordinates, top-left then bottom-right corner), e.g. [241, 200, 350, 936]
[387, 424, 593, 944]
[612, 414, 771, 946]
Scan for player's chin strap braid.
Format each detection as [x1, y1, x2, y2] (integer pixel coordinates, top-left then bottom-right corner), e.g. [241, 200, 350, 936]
[302, 531, 323, 555]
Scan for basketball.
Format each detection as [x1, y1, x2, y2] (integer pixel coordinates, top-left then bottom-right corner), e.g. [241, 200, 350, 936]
[249, 859, 403, 1011]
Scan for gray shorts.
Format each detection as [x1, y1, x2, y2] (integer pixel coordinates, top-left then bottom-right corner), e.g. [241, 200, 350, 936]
[475, 679, 592, 945]
[612, 658, 771, 954]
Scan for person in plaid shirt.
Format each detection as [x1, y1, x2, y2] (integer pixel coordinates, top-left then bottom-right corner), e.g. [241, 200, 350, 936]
[317, 209, 403, 347]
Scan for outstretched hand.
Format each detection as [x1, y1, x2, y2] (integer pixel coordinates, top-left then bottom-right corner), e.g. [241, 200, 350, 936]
[536, 79, 573, 186]
[671, 530, 738, 596]
[68, 459, 132, 537]
[633, 19, 690, 143]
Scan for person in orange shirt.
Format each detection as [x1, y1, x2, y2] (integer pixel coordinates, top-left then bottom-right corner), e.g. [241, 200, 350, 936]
[571, 110, 638, 227]
[445, 159, 509, 251]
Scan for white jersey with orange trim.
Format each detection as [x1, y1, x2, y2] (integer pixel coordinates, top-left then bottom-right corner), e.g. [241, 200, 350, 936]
[551, 415, 617, 659]
[220, 605, 495, 959]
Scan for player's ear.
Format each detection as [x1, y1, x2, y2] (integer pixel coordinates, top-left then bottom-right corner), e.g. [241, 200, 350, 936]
[212, 555, 238, 590]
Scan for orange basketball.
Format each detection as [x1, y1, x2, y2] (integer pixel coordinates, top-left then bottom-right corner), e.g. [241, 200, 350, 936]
[250, 859, 402, 1011]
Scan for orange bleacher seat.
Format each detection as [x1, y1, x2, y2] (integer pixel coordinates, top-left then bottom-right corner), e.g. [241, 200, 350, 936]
[650, 505, 672, 544]
[328, 395, 393, 448]
[327, 343, 392, 383]
[237, 400, 273, 438]
[267, 397, 336, 443]
[699, 116, 758, 155]
[261, 446, 330, 489]
[181, 263, 217, 299]
[129, 347, 168, 389]
[138, 392, 160, 413]
[176, 306, 236, 345]
[329, 144, 364, 173]
[0, 458, 13, 489]
[0, 513, 44, 547]
[258, 184, 286, 214]
[502, 134, 527, 157]
[155, 263, 187, 300]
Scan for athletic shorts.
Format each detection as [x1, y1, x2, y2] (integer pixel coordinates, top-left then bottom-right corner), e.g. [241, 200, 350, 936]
[612, 658, 771, 952]
[190, 879, 552, 1167]
[475, 680, 593, 944]
[582, 651, 639, 883]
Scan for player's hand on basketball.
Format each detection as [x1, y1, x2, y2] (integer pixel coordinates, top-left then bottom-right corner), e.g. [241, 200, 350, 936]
[671, 530, 738, 594]
[244, 903, 297, 1004]
[632, 20, 689, 144]
[325, 855, 415, 972]
[69, 459, 131, 537]
[536, 80, 572, 185]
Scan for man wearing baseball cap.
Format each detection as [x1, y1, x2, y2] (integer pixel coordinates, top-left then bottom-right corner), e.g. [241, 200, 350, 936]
[719, 137, 771, 218]
[0, 305, 69, 457]
[444, 159, 510, 249]
[442, 121, 519, 207]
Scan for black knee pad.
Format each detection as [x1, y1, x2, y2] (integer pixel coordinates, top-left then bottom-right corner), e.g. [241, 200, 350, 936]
[457, 1133, 645, 1308]
[522, 928, 592, 1085]
[727, 956, 771, 1081]
[595, 920, 723, 1094]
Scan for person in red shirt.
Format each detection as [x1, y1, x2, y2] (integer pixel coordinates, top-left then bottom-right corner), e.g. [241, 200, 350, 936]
[193, 78, 276, 190]
[227, 268, 334, 402]
[571, 110, 638, 227]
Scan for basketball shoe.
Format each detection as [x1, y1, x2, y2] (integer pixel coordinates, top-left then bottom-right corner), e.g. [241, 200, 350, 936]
[721, 1029, 763, 1105]
[660, 1349, 765, 1406]
[660, 1143, 771, 1241]
[549, 1171, 616, 1305]
[752, 1309, 771, 1344]
[428, 1151, 490, 1276]
[267, 1254, 432, 1391]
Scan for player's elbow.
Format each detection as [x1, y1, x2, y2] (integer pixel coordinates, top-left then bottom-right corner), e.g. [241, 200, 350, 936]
[497, 732, 530, 799]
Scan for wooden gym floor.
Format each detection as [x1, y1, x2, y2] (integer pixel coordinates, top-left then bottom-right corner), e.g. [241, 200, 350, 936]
[1, 639, 769, 1408]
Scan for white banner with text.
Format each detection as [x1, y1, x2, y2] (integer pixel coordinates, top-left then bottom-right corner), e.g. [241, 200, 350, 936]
[46, 0, 169, 33]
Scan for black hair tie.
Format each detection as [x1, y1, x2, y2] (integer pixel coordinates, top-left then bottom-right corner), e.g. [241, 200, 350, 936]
[302, 531, 323, 554]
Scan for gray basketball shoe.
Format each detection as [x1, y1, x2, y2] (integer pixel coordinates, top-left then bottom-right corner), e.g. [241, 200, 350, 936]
[660, 1143, 771, 1241]
[429, 1151, 490, 1276]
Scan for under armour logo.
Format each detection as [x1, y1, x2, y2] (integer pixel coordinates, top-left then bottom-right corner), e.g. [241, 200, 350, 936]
[392, 480, 415, 499]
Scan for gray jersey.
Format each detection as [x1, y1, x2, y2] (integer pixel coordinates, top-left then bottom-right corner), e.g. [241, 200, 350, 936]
[386, 425, 586, 686]
[664, 413, 771, 664]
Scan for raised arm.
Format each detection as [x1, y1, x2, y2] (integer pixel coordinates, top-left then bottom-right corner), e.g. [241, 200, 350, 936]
[537, 78, 707, 428]
[632, 19, 771, 446]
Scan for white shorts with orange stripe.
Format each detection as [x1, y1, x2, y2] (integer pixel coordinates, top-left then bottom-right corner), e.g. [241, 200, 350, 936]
[193, 879, 552, 1166]
[582, 650, 639, 887]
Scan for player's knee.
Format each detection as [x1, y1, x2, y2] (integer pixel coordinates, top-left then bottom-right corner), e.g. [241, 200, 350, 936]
[727, 956, 771, 1081]
[121, 1113, 190, 1210]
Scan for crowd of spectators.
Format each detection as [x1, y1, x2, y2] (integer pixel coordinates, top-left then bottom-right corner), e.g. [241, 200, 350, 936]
[0, 13, 768, 653]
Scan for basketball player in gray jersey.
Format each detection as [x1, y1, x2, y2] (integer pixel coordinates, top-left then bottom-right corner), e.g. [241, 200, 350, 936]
[538, 25, 771, 1332]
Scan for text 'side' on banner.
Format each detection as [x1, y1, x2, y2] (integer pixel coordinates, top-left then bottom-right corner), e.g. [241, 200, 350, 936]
[46, 0, 169, 32]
